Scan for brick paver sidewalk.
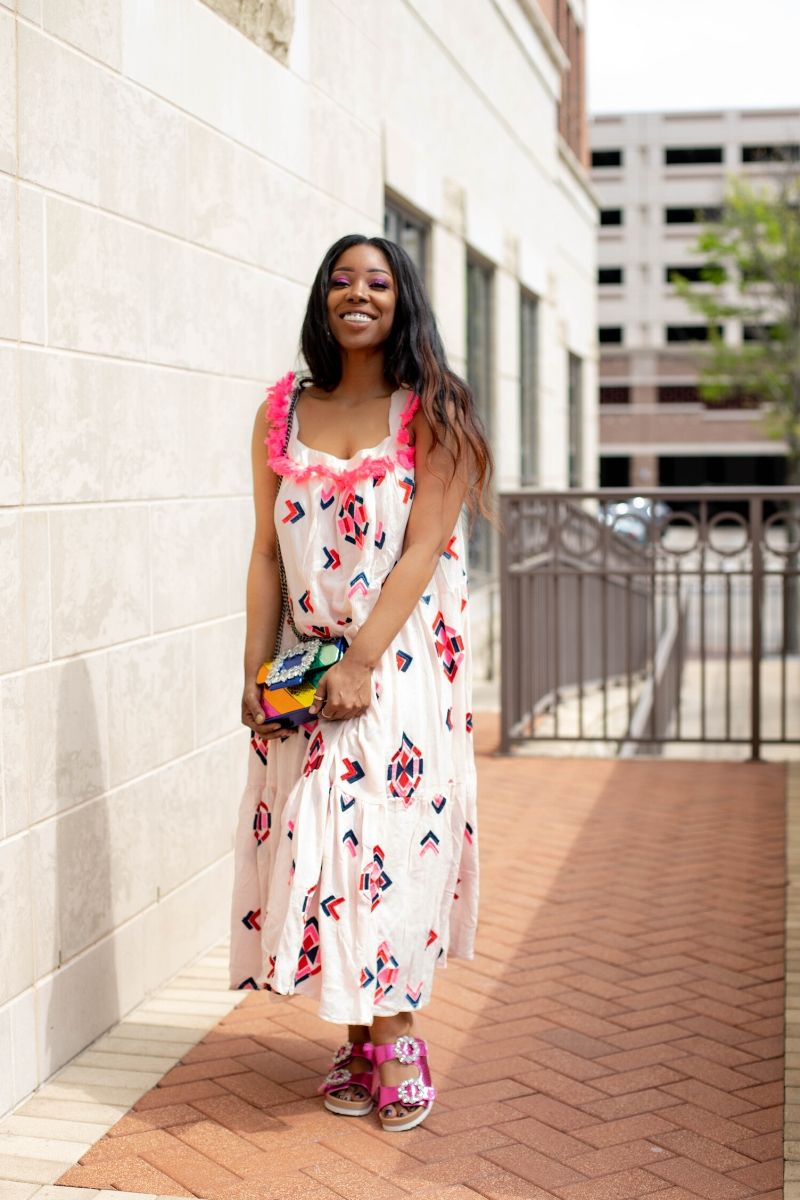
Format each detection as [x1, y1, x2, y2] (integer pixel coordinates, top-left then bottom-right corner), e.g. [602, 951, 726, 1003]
[57, 716, 786, 1199]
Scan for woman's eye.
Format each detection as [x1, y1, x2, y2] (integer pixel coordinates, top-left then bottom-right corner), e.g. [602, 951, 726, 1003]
[330, 277, 349, 287]
[371, 281, 389, 289]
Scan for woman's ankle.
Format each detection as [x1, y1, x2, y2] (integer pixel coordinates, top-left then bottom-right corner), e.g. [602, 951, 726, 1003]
[370, 1012, 413, 1044]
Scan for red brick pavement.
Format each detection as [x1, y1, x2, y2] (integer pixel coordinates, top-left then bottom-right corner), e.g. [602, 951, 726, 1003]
[57, 715, 787, 1199]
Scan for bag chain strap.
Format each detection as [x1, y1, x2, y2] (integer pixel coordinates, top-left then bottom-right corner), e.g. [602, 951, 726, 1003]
[273, 381, 319, 656]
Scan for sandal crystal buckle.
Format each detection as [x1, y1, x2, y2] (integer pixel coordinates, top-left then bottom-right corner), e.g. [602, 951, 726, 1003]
[322, 1066, 351, 1090]
[394, 1034, 420, 1065]
[332, 1041, 353, 1066]
[397, 1077, 435, 1107]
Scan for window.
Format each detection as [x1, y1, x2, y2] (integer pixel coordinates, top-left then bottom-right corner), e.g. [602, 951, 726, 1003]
[665, 324, 723, 342]
[600, 386, 630, 405]
[664, 206, 722, 224]
[600, 208, 623, 226]
[598, 326, 623, 344]
[519, 290, 539, 486]
[664, 146, 724, 165]
[592, 148, 623, 168]
[658, 385, 699, 404]
[743, 323, 782, 341]
[384, 198, 430, 287]
[742, 143, 800, 163]
[600, 457, 630, 488]
[465, 254, 494, 581]
[567, 353, 583, 488]
[598, 267, 624, 285]
[665, 264, 725, 284]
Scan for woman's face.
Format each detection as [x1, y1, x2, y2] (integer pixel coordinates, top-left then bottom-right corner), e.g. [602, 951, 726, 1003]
[326, 243, 396, 352]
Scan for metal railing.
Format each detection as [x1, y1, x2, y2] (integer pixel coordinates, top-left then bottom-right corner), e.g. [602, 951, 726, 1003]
[499, 487, 800, 759]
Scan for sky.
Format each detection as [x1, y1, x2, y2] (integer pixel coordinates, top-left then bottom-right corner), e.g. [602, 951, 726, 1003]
[586, 0, 800, 115]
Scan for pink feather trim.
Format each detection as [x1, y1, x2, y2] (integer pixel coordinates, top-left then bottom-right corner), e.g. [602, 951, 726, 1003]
[264, 369, 421, 485]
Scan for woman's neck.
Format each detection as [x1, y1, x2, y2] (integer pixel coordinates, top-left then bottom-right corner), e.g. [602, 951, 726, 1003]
[336, 353, 392, 401]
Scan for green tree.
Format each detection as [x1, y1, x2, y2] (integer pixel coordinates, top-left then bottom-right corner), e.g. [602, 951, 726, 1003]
[671, 169, 800, 484]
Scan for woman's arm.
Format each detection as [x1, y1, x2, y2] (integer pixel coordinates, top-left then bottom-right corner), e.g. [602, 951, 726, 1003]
[241, 401, 298, 738]
[309, 403, 473, 719]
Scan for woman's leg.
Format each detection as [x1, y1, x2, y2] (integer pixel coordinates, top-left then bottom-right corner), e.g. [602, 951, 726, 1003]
[370, 1011, 424, 1120]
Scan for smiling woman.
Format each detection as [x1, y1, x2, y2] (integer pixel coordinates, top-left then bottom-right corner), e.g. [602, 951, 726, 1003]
[229, 233, 496, 1133]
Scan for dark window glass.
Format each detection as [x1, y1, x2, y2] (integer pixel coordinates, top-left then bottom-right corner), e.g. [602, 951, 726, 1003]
[664, 146, 724, 165]
[665, 264, 725, 284]
[567, 352, 583, 488]
[743, 323, 782, 341]
[466, 255, 494, 581]
[600, 208, 623, 226]
[664, 206, 722, 224]
[665, 324, 723, 342]
[592, 148, 623, 168]
[598, 326, 623, 344]
[742, 143, 800, 163]
[658, 385, 699, 403]
[384, 199, 430, 287]
[519, 290, 539, 486]
[600, 457, 631, 487]
[598, 267, 624, 285]
[600, 386, 630, 404]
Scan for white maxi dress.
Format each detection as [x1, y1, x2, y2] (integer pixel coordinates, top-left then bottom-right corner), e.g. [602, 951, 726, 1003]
[228, 370, 479, 1025]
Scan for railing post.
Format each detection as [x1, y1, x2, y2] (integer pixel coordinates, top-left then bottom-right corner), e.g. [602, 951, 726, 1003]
[750, 497, 763, 762]
[499, 493, 512, 754]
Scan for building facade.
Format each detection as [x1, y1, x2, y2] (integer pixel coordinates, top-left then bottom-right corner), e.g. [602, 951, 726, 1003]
[590, 107, 800, 490]
[0, 0, 595, 1117]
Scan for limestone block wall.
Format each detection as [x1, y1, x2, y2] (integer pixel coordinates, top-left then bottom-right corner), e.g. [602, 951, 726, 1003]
[0, 0, 596, 1118]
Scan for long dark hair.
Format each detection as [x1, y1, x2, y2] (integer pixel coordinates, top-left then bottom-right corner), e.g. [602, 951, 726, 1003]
[298, 233, 495, 527]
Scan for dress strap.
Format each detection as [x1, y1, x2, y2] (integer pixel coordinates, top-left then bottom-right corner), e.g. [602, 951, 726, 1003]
[394, 387, 421, 471]
[264, 370, 298, 475]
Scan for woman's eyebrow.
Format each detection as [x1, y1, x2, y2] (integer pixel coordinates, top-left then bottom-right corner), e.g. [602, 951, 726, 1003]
[330, 266, 393, 275]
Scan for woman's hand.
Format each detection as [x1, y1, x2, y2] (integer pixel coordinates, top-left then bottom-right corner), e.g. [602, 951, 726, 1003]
[308, 656, 374, 721]
[241, 680, 299, 740]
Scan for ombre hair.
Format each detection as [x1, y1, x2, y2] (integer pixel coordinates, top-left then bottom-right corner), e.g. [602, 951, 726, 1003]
[298, 233, 496, 528]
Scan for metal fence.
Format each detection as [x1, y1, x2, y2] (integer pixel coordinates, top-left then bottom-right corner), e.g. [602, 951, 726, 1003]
[499, 487, 800, 759]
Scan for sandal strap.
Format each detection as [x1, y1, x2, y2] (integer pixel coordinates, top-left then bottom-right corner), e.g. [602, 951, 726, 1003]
[372, 1034, 429, 1067]
[375, 1078, 437, 1110]
[317, 1040, 375, 1096]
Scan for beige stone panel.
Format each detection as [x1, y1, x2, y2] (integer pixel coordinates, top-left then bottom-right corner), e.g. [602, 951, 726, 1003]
[193, 616, 245, 745]
[21, 510, 49, 665]
[0, 177, 18, 342]
[225, 495, 254, 615]
[142, 852, 233, 993]
[42, 0, 121, 67]
[0, 1006, 13, 1115]
[0, 835, 34, 1006]
[186, 374, 253, 498]
[50, 505, 150, 657]
[1, 674, 27, 838]
[18, 24, 101, 204]
[30, 779, 157, 968]
[150, 500, 229, 632]
[97, 72, 186, 240]
[156, 739, 240, 898]
[18, 186, 45, 345]
[148, 234, 301, 379]
[16, 0, 41, 21]
[0, 514, 24, 674]
[101, 360, 187, 502]
[307, 87, 380, 217]
[0, 9, 15, 174]
[120, 0, 309, 179]
[34, 913, 145, 1080]
[307, 0, 380, 133]
[46, 198, 149, 360]
[20, 350, 104, 504]
[106, 631, 193, 786]
[6, 988, 38, 1109]
[0, 347, 21, 506]
[25, 655, 108, 824]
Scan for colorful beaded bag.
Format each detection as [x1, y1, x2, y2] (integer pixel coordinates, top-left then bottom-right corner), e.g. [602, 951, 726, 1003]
[257, 380, 348, 730]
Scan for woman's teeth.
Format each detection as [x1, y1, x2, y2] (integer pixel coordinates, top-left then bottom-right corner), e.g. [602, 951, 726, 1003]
[342, 313, 373, 323]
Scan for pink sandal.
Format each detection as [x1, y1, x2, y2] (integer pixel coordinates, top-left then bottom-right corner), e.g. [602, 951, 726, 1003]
[318, 1040, 375, 1117]
[372, 1033, 436, 1132]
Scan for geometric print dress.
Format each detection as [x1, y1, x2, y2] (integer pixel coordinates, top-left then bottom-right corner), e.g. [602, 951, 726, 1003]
[228, 369, 479, 1025]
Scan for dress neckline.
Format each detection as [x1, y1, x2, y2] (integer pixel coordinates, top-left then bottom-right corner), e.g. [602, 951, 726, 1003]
[264, 370, 421, 486]
[291, 386, 402, 465]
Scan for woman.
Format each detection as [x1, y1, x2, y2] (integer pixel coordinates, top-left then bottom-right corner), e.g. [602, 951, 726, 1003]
[229, 233, 493, 1132]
